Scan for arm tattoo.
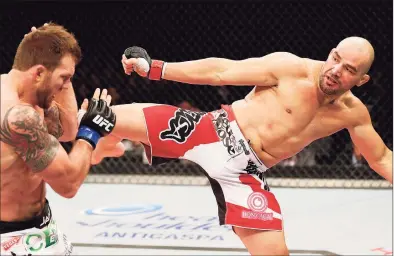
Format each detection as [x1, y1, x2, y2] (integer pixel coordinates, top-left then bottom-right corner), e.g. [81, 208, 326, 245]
[0, 105, 59, 172]
[44, 105, 64, 139]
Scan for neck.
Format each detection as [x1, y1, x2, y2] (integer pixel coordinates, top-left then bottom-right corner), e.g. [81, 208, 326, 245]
[8, 69, 38, 106]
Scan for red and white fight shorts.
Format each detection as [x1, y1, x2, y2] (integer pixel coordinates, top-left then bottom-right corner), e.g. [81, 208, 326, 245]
[142, 104, 283, 231]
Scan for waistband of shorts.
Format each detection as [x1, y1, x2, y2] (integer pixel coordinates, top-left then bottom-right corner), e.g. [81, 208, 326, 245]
[221, 105, 268, 172]
[0, 199, 52, 234]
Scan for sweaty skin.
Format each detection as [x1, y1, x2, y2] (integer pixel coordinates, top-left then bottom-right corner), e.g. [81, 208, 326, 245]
[96, 37, 391, 184]
[0, 62, 108, 222]
[89, 36, 392, 256]
[0, 57, 77, 221]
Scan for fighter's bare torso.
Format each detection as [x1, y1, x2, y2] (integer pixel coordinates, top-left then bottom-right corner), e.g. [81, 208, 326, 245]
[231, 59, 363, 168]
[0, 74, 46, 222]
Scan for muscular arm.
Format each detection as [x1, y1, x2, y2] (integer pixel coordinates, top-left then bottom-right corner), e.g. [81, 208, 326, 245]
[347, 105, 392, 183]
[0, 104, 93, 198]
[162, 52, 304, 86]
[44, 104, 64, 139]
[46, 86, 78, 142]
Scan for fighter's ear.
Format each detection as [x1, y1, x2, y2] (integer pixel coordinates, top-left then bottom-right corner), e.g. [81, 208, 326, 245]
[31, 65, 47, 82]
[356, 74, 370, 87]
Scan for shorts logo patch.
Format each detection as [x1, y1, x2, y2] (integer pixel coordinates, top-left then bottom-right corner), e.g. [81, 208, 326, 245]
[160, 109, 206, 143]
[247, 192, 268, 212]
[242, 192, 274, 221]
[1, 236, 21, 251]
[212, 109, 242, 156]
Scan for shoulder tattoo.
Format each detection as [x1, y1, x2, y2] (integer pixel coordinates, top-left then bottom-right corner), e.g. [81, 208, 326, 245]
[0, 105, 59, 172]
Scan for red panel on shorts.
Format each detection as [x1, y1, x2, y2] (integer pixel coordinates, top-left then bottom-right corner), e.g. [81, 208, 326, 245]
[142, 105, 219, 161]
[220, 104, 236, 121]
[225, 202, 282, 230]
[221, 173, 283, 230]
[239, 174, 282, 214]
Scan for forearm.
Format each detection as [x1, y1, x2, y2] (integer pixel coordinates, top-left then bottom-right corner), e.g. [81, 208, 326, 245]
[44, 105, 64, 139]
[163, 58, 234, 85]
[52, 87, 78, 141]
[369, 148, 393, 184]
[64, 140, 94, 197]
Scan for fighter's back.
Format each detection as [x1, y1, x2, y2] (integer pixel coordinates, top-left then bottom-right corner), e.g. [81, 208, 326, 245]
[0, 74, 46, 222]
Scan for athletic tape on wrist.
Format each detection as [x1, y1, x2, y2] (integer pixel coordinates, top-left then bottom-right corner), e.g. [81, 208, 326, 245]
[76, 125, 100, 149]
[161, 62, 167, 79]
[77, 109, 86, 126]
[148, 60, 165, 80]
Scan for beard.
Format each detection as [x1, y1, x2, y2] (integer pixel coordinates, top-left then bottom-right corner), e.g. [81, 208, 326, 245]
[318, 72, 344, 96]
[319, 75, 336, 95]
[36, 76, 54, 109]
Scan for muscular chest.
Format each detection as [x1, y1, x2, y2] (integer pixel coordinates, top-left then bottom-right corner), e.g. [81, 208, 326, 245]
[1, 149, 33, 194]
[276, 79, 320, 116]
[253, 81, 321, 135]
[307, 106, 349, 137]
[269, 108, 349, 159]
[1, 149, 41, 188]
[286, 102, 350, 149]
[1, 143, 21, 171]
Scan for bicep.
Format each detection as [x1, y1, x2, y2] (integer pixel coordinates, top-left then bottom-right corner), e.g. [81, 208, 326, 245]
[219, 52, 301, 86]
[348, 122, 386, 164]
[0, 105, 68, 173]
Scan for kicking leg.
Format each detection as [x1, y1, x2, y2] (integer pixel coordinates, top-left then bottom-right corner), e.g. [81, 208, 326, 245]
[233, 227, 289, 256]
[91, 103, 161, 164]
[110, 103, 160, 143]
[92, 134, 125, 165]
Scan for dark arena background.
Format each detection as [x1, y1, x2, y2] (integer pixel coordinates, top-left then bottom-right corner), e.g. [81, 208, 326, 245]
[1, 0, 392, 188]
[0, 0, 392, 255]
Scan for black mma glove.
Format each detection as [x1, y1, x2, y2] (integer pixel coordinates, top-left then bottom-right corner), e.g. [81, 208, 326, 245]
[76, 98, 116, 149]
[124, 46, 165, 80]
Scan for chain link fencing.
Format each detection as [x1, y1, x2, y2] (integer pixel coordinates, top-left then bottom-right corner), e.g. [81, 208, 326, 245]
[1, 0, 392, 188]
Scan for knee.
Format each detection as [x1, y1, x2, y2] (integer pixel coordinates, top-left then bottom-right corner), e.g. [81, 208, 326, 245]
[233, 226, 288, 256]
[248, 243, 289, 256]
[271, 244, 289, 256]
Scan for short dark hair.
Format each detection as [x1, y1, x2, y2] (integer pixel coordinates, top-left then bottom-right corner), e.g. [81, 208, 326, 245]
[12, 22, 82, 71]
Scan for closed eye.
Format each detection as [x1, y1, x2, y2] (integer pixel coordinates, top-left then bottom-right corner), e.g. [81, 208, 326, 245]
[61, 75, 73, 83]
[345, 66, 357, 74]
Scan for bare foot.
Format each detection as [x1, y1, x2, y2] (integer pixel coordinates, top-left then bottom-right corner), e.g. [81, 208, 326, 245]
[91, 140, 125, 165]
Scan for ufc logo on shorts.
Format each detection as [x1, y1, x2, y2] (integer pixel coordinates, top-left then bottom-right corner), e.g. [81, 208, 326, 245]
[93, 115, 114, 132]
